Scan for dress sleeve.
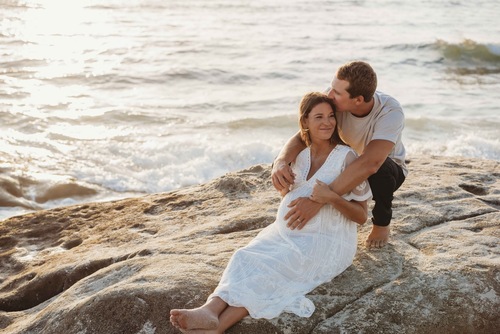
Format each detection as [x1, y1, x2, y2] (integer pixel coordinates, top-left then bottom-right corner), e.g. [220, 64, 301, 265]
[341, 150, 372, 202]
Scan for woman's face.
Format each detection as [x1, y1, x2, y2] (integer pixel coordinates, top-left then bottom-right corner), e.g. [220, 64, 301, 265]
[304, 102, 336, 144]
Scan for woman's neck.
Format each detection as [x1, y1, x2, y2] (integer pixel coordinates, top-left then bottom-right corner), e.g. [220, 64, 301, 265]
[310, 141, 336, 158]
[306, 141, 338, 181]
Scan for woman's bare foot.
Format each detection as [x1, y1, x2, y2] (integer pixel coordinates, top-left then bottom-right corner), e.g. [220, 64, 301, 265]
[170, 307, 219, 330]
[185, 330, 220, 334]
[366, 225, 390, 248]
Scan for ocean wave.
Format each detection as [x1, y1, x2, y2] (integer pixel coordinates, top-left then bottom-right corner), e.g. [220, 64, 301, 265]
[43, 68, 258, 87]
[225, 115, 295, 130]
[1, 1, 31, 9]
[0, 59, 48, 72]
[0, 90, 30, 99]
[0, 172, 99, 209]
[159, 68, 257, 84]
[436, 39, 500, 63]
[407, 134, 500, 161]
[45, 73, 151, 89]
[383, 39, 500, 65]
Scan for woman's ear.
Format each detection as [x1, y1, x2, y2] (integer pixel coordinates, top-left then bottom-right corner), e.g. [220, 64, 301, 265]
[302, 116, 309, 129]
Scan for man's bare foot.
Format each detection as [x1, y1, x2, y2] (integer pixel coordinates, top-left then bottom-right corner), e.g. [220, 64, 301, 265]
[170, 308, 219, 330]
[366, 225, 390, 248]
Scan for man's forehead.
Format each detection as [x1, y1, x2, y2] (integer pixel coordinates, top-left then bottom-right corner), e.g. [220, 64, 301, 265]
[330, 76, 336, 87]
[330, 77, 348, 90]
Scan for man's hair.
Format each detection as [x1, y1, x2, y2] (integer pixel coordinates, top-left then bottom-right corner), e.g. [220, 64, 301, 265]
[298, 92, 345, 146]
[336, 61, 377, 102]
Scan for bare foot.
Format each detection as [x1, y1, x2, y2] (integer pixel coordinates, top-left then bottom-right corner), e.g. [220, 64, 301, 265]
[185, 330, 220, 334]
[170, 314, 179, 328]
[170, 308, 219, 331]
[366, 225, 390, 248]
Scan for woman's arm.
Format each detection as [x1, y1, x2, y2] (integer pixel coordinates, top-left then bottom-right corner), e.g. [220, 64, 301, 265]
[311, 180, 368, 224]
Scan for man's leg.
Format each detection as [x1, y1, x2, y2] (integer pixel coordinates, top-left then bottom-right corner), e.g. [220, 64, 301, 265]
[367, 158, 405, 248]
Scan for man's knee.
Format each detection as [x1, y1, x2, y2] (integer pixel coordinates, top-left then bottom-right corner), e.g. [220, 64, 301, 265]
[368, 158, 404, 193]
[368, 158, 406, 227]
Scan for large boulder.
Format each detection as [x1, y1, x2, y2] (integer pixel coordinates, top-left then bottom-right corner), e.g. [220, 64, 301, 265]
[0, 155, 499, 333]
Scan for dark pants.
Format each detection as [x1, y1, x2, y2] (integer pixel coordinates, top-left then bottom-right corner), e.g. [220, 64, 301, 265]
[368, 158, 406, 227]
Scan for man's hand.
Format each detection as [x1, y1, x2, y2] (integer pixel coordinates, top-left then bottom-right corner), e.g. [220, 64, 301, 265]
[272, 160, 295, 193]
[285, 197, 323, 230]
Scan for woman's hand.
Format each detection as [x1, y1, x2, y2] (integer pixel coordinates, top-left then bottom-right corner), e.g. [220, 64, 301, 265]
[310, 180, 337, 204]
[285, 197, 323, 230]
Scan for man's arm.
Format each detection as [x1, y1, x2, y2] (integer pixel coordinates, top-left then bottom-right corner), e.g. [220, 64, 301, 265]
[330, 139, 395, 195]
[311, 180, 368, 224]
[286, 139, 394, 230]
[271, 131, 307, 192]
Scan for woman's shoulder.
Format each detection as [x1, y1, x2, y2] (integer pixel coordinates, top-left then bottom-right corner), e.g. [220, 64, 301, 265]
[296, 146, 310, 162]
[335, 144, 356, 156]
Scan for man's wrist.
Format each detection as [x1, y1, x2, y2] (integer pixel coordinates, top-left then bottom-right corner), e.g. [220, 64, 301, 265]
[273, 157, 288, 169]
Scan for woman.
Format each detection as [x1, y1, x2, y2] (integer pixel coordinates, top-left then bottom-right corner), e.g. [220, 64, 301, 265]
[170, 92, 371, 334]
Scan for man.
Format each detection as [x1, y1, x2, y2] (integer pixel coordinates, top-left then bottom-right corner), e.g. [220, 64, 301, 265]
[272, 61, 407, 248]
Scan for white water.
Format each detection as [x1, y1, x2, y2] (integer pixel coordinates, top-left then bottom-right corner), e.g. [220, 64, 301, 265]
[1, 0, 499, 220]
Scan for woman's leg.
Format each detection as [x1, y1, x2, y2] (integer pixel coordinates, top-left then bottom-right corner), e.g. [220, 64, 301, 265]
[184, 306, 249, 334]
[170, 297, 228, 330]
[217, 306, 249, 332]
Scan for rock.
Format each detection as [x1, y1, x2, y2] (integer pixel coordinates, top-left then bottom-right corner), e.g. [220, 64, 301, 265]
[0, 156, 499, 334]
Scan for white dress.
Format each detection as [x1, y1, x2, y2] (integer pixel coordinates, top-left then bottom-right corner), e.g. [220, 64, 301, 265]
[209, 144, 372, 319]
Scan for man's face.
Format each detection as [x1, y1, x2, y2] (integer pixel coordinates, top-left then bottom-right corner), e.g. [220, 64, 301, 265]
[327, 77, 356, 113]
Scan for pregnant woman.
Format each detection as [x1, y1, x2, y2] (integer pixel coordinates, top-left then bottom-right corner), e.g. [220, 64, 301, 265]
[170, 92, 371, 334]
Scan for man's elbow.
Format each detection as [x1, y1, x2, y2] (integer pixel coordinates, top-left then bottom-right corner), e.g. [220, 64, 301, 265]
[365, 157, 386, 176]
[364, 163, 380, 177]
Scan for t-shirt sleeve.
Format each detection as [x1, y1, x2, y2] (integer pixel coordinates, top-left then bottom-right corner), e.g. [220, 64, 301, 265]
[371, 105, 405, 144]
[341, 150, 372, 202]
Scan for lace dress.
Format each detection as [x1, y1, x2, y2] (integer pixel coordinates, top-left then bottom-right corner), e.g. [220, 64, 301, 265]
[209, 144, 372, 319]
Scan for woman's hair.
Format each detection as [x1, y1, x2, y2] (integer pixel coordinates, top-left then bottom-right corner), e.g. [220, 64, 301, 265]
[298, 92, 345, 146]
[336, 61, 377, 102]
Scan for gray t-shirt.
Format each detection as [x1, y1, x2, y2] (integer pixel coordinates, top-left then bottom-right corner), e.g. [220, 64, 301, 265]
[336, 91, 408, 176]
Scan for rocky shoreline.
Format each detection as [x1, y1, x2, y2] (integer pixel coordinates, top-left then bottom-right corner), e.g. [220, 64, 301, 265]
[1, 155, 499, 333]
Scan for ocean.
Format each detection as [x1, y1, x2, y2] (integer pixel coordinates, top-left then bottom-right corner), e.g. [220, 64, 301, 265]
[1, 0, 499, 220]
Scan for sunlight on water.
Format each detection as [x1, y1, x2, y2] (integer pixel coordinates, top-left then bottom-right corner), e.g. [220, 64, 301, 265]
[19, 1, 103, 37]
[1, 0, 499, 220]
[48, 124, 122, 140]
